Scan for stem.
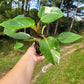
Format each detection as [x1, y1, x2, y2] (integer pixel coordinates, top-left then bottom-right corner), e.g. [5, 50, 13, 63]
[31, 24, 46, 39]
[24, 39, 35, 42]
[41, 25, 47, 35]
[31, 26, 37, 32]
[31, 26, 43, 38]
[24, 38, 41, 42]
[37, 20, 41, 33]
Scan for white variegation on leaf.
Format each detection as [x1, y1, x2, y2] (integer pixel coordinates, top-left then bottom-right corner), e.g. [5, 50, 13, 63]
[38, 6, 64, 23]
[39, 36, 60, 65]
[45, 7, 52, 14]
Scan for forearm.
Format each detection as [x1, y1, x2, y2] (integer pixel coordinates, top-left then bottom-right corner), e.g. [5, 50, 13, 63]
[0, 54, 35, 84]
[0, 43, 45, 84]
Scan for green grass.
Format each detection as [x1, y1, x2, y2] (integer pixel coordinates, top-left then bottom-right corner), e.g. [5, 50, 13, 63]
[32, 59, 49, 79]
[0, 38, 32, 78]
[0, 55, 21, 72]
[34, 48, 84, 84]
[0, 38, 49, 78]
[0, 37, 84, 84]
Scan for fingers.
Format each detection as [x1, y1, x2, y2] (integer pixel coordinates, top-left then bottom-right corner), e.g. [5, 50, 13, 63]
[31, 43, 45, 63]
[40, 56, 45, 62]
[36, 55, 45, 64]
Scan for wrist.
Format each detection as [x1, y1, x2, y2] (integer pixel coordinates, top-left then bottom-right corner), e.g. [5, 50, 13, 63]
[23, 53, 36, 66]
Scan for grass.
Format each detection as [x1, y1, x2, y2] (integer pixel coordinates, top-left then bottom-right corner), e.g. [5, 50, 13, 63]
[33, 48, 84, 84]
[0, 55, 21, 73]
[0, 37, 49, 79]
[0, 37, 32, 78]
[32, 59, 49, 79]
[0, 36, 84, 84]
[61, 44, 80, 55]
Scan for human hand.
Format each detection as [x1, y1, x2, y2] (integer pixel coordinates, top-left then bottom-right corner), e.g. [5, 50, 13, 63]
[25, 43, 45, 64]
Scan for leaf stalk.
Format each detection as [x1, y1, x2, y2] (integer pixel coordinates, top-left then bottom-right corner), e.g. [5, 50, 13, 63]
[41, 25, 47, 35]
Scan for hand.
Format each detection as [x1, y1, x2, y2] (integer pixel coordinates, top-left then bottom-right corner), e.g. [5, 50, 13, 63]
[25, 43, 45, 64]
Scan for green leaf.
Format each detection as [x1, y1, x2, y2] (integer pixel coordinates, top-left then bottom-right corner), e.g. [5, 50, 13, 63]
[58, 32, 83, 43]
[39, 36, 60, 65]
[8, 32, 31, 40]
[14, 41, 24, 50]
[4, 28, 18, 35]
[38, 6, 45, 18]
[0, 15, 35, 29]
[14, 15, 24, 18]
[38, 6, 64, 23]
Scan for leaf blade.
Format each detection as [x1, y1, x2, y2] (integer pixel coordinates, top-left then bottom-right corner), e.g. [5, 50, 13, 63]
[39, 36, 60, 65]
[4, 28, 18, 35]
[14, 41, 24, 50]
[38, 6, 64, 23]
[58, 32, 83, 43]
[0, 15, 35, 29]
[8, 32, 31, 40]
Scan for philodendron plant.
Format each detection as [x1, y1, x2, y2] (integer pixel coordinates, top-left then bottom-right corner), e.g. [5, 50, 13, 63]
[0, 6, 83, 65]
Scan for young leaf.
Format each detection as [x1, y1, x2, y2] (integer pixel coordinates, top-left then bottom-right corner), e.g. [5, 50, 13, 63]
[39, 36, 60, 65]
[58, 32, 83, 43]
[14, 41, 24, 50]
[8, 32, 31, 40]
[4, 28, 18, 35]
[38, 6, 64, 23]
[0, 15, 35, 29]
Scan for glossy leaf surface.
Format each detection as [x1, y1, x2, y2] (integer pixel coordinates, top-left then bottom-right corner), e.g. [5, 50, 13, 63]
[0, 15, 35, 29]
[38, 6, 64, 23]
[39, 36, 60, 65]
[14, 41, 24, 50]
[58, 32, 83, 43]
[8, 32, 30, 40]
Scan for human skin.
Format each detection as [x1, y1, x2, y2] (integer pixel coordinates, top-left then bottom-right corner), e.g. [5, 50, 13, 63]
[0, 43, 45, 84]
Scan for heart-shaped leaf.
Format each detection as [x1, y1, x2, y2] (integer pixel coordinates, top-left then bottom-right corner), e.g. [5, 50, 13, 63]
[0, 15, 35, 29]
[39, 36, 60, 65]
[58, 32, 83, 43]
[38, 6, 64, 23]
[4, 28, 18, 35]
[14, 41, 24, 50]
[8, 32, 31, 40]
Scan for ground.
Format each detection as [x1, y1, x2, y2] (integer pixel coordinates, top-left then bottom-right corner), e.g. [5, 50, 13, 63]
[0, 36, 84, 84]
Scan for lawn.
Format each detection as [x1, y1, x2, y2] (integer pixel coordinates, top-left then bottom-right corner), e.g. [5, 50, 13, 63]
[33, 48, 84, 84]
[0, 37, 49, 78]
[0, 37, 84, 84]
[0, 37, 32, 78]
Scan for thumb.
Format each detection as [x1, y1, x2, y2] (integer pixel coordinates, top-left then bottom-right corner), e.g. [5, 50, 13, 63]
[31, 42, 35, 47]
[40, 56, 45, 61]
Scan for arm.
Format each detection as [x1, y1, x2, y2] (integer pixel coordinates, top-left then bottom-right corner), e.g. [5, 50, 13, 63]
[0, 43, 45, 84]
